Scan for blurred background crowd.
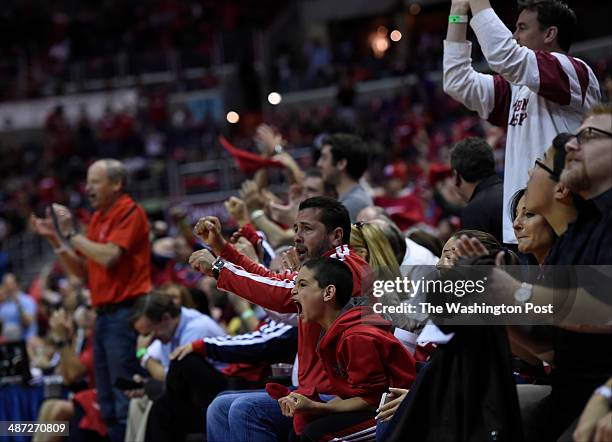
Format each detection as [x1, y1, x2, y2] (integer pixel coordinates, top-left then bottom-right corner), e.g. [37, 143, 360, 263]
[0, 0, 611, 441]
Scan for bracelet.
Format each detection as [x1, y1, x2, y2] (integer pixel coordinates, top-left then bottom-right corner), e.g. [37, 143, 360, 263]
[449, 15, 468, 23]
[250, 209, 265, 220]
[241, 309, 255, 321]
[136, 348, 147, 359]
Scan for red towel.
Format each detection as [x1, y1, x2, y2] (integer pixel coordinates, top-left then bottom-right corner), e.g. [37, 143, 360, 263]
[73, 388, 108, 437]
[219, 136, 284, 174]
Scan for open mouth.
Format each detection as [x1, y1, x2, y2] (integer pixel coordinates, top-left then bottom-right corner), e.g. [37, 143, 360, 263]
[294, 300, 303, 318]
[295, 247, 307, 261]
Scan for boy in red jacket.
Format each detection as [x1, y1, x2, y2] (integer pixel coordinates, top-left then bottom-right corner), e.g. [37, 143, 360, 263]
[281, 257, 416, 441]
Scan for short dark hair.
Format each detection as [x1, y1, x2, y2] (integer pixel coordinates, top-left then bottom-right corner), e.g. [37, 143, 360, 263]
[302, 258, 353, 308]
[551, 132, 573, 180]
[322, 133, 370, 181]
[408, 230, 443, 258]
[518, 0, 577, 52]
[450, 229, 520, 264]
[130, 291, 181, 323]
[450, 137, 495, 183]
[304, 168, 336, 198]
[509, 188, 527, 221]
[298, 197, 351, 244]
[305, 168, 323, 179]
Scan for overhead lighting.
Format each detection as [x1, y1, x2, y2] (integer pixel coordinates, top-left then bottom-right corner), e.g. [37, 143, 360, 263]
[267, 92, 282, 105]
[226, 111, 239, 124]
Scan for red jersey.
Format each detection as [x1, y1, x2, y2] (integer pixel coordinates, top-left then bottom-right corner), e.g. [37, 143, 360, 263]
[217, 243, 370, 394]
[87, 194, 152, 306]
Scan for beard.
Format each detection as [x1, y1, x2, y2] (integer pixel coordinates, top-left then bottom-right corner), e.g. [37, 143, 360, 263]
[306, 239, 333, 261]
[560, 162, 591, 193]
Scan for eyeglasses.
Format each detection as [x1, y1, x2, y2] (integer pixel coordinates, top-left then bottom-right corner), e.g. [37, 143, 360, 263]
[571, 127, 612, 146]
[534, 158, 558, 179]
[354, 222, 367, 229]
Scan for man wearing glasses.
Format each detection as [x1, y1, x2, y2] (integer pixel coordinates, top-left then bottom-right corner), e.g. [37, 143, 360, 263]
[443, 0, 601, 245]
[455, 105, 612, 440]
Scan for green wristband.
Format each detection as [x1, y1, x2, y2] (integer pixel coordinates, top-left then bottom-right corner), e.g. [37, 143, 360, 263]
[241, 309, 255, 321]
[449, 15, 468, 24]
[136, 348, 147, 359]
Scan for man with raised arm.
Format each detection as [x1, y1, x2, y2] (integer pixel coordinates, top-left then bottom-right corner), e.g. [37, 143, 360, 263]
[443, 0, 600, 244]
[187, 197, 371, 442]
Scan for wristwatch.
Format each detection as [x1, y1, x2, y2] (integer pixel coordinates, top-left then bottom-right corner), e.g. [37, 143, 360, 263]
[273, 144, 284, 154]
[211, 257, 226, 280]
[66, 230, 78, 242]
[513, 282, 533, 306]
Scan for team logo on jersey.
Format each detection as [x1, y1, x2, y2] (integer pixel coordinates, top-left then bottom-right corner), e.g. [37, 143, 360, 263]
[509, 98, 529, 126]
[329, 245, 350, 261]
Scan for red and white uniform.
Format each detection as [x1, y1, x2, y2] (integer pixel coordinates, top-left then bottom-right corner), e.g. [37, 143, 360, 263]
[216, 243, 370, 394]
[443, 8, 601, 243]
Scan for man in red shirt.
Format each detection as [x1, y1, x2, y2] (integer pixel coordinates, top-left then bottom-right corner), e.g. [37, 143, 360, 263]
[31, 159, 152, 442]
[188, 196, 371, 442]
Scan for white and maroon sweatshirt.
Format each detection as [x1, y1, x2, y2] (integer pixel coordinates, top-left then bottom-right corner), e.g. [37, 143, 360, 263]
[443, 8, 601, 243]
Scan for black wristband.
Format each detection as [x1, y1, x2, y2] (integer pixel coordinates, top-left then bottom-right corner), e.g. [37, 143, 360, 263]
[65, 231, 78, 242]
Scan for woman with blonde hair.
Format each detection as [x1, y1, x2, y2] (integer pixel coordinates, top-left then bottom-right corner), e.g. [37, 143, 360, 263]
[350, 222, 413, 333]
[350, 222, 402, 279]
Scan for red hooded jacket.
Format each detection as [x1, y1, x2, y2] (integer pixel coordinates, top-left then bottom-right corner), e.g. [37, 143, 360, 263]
[217, 243, 371, 394]
[317, 306, 416, 406]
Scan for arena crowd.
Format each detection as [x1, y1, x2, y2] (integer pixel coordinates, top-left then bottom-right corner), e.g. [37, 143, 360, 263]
[1, 1, 611, 441]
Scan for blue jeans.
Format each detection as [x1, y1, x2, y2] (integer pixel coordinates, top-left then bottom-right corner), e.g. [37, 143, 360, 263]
[207, 390, 291, 442]
[93, 305, 142, 442]
[207, 390, 336, 442]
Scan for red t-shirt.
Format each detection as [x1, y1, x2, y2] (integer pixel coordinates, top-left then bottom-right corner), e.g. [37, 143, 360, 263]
[87, 194, 152, 306]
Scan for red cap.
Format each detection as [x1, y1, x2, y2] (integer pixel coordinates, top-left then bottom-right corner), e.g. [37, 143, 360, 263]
[383, 161, 408, 183]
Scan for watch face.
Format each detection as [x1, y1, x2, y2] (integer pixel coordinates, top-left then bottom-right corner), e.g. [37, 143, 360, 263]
[213, 259, 225, 273]
[515, 287, 531, 303]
